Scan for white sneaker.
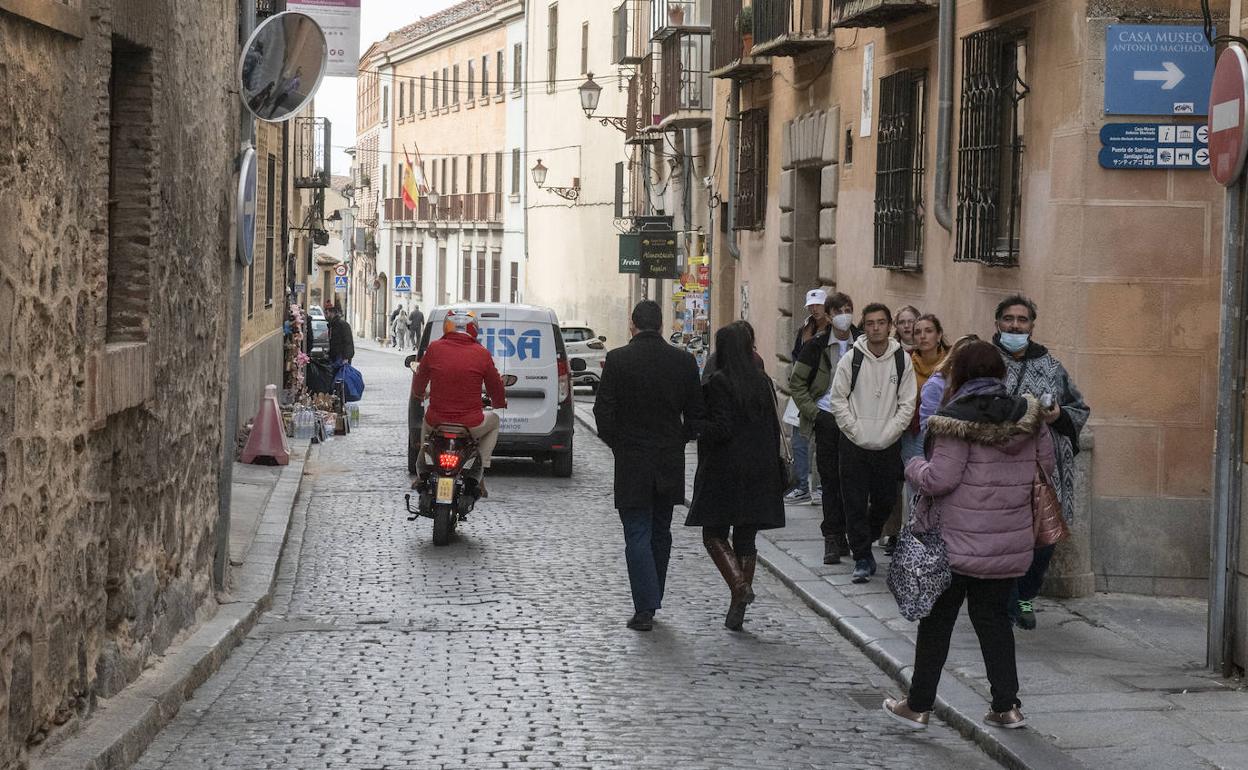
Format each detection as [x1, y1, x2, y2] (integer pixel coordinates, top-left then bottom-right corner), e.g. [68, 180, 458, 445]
[783, 488, 811, 504]
[809, 489, 823, 506]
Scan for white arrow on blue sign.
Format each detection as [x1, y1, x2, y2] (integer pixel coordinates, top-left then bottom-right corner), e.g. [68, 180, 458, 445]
[1106, 24, 1214, 116]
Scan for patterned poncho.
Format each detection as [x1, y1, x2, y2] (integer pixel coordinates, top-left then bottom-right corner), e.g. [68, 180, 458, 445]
[997, 337, 1090, 524]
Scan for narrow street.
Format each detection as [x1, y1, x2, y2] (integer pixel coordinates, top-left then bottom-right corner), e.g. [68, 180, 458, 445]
[132, 345, 999, 769]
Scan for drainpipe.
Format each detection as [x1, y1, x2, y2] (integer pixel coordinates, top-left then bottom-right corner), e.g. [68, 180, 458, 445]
[217, 0, 256, 591]
[933, 0, 955, 232]
[726, 80, 741, 258]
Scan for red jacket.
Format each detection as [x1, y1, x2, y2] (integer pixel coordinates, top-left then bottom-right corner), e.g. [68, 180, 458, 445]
[412, 332, 507, 428]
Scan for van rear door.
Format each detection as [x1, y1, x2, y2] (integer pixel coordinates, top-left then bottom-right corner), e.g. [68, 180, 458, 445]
[479, 308, 558, 436]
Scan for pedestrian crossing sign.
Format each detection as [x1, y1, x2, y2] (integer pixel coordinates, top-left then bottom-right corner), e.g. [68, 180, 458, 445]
[394, 275, 412, 293]
[334, 276, 348, 291]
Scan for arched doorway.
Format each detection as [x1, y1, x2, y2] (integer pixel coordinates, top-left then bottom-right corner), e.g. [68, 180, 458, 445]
[375, 273, 389, 342]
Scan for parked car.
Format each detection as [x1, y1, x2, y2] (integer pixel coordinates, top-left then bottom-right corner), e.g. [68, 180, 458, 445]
[409, 303, 575, 477]
[560, 324, 607, 392]
[307, 306, 329, 355]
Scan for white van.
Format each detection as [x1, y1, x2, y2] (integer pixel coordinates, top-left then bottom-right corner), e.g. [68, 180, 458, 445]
[408, 303, 575, 477]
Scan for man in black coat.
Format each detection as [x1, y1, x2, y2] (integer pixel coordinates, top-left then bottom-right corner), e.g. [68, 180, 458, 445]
[407, 305, 425, 350]
[594, 300, 705, 631]
[326, 304, 355, 366]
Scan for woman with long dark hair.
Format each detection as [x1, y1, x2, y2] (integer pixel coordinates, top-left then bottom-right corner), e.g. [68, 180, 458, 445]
[686, 322, 786, 630]
[883, 340, 1055, 730]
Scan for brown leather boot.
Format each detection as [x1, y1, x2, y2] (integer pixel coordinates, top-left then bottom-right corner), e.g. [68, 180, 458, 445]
[703, 536, 748, 630]
[739, 552, 757, 605]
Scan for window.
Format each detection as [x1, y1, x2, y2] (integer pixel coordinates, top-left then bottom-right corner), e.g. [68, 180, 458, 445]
[467, 155, 474, 194]
[844, 127, 853, 165]
[420, 75, 427, 111]
[480, 152, 488, 193]
[382, 85, 389, 121]
[415, 246, 424, 295]
[734, 108, 768, 230]
[476, 250, 486, 301]
[405, 244, 413, 277]
[442, 67, 449, 104]
[614, 161, 624, 218]
[452, 157, 458, 194]
[510, 262, 519, 303]
[506, 47, 514, 93]
[874, 69, 927, 271]
[398, 83, 405, 116]
[264, 155, 275, 306]
[467, 60, 475, 101]
[482, 54, 489, 97]
[511, 147, 521, 194]
[432, 72, 439, 109]
[453, 64, 460, 103]
[431, 161, 438, 194]
[441, 159, 447, 195]
[494, 151, 503, 215]
[381, 166, 388, 207]
[106, 38, 155, 341]
[547, 4, 558, 92]
[956, 28, 1028, 266]
[462, 250, 472, 299]
[395, 244, 403, 277]
[581, 22, 590, 74]
[491, 253, 501, 302]
[409, 79, 416, 115]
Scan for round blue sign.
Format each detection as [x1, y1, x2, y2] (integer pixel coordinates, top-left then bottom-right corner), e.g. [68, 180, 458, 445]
[237, 147, 257, 266]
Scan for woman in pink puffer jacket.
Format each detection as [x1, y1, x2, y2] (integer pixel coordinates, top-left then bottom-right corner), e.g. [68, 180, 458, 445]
[883, 341, 1056, 733]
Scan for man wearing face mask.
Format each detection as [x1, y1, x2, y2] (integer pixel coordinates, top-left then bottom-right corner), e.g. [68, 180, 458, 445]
[994, 295, 1090, 630]
[785, 289, 833, 505]
[789, 292, 860, 564]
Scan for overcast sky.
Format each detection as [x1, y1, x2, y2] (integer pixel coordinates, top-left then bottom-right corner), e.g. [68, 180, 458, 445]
[318, 0, 457, 175]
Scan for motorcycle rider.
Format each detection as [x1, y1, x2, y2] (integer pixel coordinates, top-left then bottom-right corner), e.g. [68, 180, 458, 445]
[409, 310, 508, 497]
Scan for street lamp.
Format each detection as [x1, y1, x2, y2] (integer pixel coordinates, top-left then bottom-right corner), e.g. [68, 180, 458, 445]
[577, 73, 630, 132]
[531, 159, 579, 201]
[426, 189, 442, 240]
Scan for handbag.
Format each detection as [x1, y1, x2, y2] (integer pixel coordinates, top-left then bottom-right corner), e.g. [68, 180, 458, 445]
[771, 384, 798, 490]
[887, 493, 952, 622]
[1032, 459, 1069, 547]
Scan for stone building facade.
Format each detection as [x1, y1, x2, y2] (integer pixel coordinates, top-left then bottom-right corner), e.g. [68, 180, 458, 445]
[0, 0, 238, 765]
[698, 0, 1227, 602]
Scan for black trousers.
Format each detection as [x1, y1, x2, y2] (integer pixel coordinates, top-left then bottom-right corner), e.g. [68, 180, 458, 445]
[839, 437, 901, 560]
[908, 573, 1020, 714]
[703, 526, 759, 556]
[814, 416, 845, 539]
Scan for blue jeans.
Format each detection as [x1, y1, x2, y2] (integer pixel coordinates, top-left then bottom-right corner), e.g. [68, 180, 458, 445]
[900, 430, 925, 515]
[790, 426, 810, 493]
[619, 504, 675, 613]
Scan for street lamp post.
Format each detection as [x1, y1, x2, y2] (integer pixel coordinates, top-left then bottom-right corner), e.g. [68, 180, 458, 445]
[531, 159, 580, 201]
[578, 73, 631, 132]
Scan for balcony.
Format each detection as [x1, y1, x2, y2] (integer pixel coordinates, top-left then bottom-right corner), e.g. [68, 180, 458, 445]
[384, 194, 501, 225]
[833, 0, 936, 28]
[710, 0, 772, 80]
[659, 30, 711, 129]
[614, 0, 653, 64]
[292, 117, 331, 188]
[753, 0, 834, 57]
[652, 0, 710, 40]
[626, 52, 664, 144]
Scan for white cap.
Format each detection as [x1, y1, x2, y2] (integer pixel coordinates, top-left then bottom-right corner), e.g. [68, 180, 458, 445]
[805, 289, 827, 308]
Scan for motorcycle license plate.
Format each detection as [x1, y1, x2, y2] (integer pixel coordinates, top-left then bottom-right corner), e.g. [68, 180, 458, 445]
[436, 477, 455, 504]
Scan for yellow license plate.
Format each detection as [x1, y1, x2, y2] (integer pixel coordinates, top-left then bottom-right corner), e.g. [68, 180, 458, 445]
[436, 477, 455, 503]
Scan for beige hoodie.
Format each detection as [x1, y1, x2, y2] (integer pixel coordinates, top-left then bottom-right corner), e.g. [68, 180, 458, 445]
[827, 336, 917, 450]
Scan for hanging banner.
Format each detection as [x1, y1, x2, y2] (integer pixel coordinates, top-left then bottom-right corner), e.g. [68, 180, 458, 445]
[287, 0, 361, 78]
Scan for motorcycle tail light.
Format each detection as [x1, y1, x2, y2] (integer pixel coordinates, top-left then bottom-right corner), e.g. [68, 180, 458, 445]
[438, 452, 461, 470]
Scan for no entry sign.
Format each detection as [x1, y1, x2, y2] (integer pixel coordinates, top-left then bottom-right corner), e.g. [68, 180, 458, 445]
[1209, 45, 1248, 186]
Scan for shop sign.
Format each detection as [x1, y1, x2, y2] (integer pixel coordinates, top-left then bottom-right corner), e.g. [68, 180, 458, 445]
[618, 233, 641, 274]
[640, 231, 679, 279]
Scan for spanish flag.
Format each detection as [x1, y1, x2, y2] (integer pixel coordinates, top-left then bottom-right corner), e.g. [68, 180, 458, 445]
[401, 146, 424, 211]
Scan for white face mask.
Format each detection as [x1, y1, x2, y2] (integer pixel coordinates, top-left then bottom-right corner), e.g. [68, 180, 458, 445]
[831, 313, 853, 332]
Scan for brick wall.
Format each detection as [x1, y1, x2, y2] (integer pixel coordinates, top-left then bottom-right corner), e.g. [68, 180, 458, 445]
[0, 1, 238, 765]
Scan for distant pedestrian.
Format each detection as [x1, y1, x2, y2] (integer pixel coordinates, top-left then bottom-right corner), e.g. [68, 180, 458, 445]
[594, 301, 705, 632]
[408, 305, 425, 350]
[918, 335, 980, 434]
[790, 292, 859, 565]
[993, 295, 1089, 630]
[894, 305, 920, 352]
[326, 304, 354, 366]
[393, 308, 410, 350]
[389, 304, 404, 348]
[828, 303, 916, 583]
[784, 289, 833, 506]
[686, 322, 785, 631]
[884, 340, 1055, 731]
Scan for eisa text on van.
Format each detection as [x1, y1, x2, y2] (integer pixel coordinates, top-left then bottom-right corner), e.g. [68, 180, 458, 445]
[481, 327, 542, 361]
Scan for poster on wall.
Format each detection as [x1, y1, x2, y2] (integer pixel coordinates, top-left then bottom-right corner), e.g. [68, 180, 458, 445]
[860, 42, 875, 137]
[287, 0, 361, 78]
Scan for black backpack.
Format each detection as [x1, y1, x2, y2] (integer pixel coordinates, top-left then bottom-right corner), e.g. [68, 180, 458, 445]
[848, 347, 907, 397]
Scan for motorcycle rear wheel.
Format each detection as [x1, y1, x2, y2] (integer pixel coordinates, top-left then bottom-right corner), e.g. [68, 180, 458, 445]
[432, 503, 454, 546]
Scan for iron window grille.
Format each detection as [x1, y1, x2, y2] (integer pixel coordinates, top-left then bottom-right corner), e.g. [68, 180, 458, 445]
[734, 108, 768, 230]
[955, 28, 1028, 267]
[874, 68, 927, 271]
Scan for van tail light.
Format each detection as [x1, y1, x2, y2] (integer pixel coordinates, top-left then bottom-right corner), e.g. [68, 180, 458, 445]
[438, 452, 462, 471]
[557, 358, 571, 403]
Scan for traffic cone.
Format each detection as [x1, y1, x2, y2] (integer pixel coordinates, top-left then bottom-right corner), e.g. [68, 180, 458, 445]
[241, 384, 290, 465]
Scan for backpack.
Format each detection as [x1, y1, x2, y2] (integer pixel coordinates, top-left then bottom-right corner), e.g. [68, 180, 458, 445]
[848, 347, 906, 397]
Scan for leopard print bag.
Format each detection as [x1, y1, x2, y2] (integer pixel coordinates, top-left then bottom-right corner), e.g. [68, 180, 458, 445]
[887, 494, 952, 622]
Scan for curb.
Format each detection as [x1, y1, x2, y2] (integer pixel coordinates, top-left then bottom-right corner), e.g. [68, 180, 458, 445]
[34, 443, 314, 770]
[572, 408, 1083, 770]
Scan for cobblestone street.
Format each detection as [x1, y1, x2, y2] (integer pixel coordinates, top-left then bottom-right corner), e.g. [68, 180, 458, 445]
[133, 346, 999, 769]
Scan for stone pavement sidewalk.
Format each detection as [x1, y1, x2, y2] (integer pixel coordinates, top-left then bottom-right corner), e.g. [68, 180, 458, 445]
[33, 445, 312, 770]
[573, 402, 1248, 770]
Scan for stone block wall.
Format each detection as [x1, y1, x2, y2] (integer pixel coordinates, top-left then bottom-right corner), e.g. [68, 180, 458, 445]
[0, 1, 238, 766]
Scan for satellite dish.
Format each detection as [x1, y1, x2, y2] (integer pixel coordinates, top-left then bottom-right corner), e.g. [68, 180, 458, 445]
[238, 11, 328, 122]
